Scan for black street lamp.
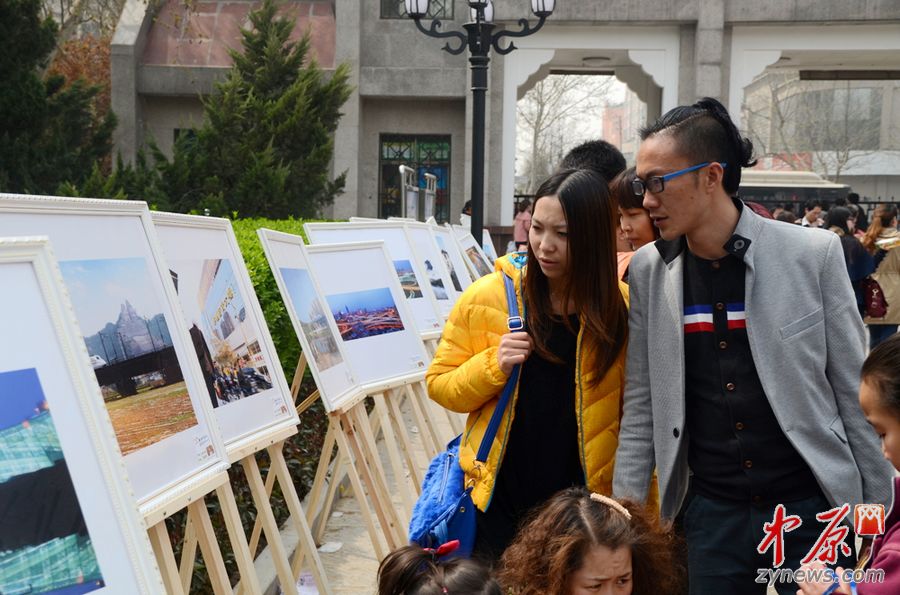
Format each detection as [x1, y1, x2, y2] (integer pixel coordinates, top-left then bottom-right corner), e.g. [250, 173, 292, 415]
[406, 0, 556, 242]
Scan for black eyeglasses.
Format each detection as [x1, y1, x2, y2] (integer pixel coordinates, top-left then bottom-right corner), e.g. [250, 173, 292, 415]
[631, 162, 727, 197]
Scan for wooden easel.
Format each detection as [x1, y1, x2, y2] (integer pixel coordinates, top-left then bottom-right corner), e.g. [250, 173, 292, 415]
[211, 353, 333, 595]
[145, 472, 263, 595]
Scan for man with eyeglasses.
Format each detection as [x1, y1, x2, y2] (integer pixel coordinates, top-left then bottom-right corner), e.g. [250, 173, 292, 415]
[612, 97, 890, 594]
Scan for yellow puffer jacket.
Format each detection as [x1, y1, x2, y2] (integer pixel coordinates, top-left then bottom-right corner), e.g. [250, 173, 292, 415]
[427, 254, 652, 511]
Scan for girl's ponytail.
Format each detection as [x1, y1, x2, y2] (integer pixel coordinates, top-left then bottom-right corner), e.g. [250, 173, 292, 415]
[863, 204, 899, 253]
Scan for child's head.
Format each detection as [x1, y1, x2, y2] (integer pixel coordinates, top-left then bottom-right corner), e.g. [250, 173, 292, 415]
[860, 333, 900, 470]
[377, 544, 501, 595]
[498, 487, 683, 595]
[610, 167, 657, 251]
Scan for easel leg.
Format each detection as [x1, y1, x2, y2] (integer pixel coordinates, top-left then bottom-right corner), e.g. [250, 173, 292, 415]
[412, 381, 450, 446]
[216, 482, 263, 595]
[266, 441, 334, 595]
[386, 388, 427, 488]
[314, 452, 347, 544]
[305, 420, 338, 533]
[241, 454, 299, 595]
[334, 411, 393, 556]
[372, 392, 417, 527]
[148, 520, 186, 595]
[347, 405, 406, 547]
[403, 384, 439, 459]
[189, 499, 233, 595]
[178, 511, 198, 594]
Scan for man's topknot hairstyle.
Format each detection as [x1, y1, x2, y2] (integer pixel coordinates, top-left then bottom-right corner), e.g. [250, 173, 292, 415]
[639, 97, 757, 195]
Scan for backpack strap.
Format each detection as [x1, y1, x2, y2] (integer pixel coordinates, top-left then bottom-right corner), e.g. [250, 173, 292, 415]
[475, 272, 522, 464]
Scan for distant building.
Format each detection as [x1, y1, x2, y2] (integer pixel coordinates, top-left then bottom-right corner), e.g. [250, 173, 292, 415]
[112, 1, 900, 224]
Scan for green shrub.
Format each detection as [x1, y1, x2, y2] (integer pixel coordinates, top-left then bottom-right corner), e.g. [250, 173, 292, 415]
[231, 217, 311, 381]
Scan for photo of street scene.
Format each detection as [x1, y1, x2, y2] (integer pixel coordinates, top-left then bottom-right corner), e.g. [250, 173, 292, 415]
[280, 267, 343, 372]
[326, 288, 405, 342]
[393, 259, 423, 299]
[168, 258, 273, 410]
[59, 258, 197, 455]
[0, 368, 105, 595]
[465, 246, 493, 277]
[434, 236, 463, 292]
[424, 260, 448, 300]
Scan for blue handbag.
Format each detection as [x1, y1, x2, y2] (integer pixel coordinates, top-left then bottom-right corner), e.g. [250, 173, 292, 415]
[408, 271, 522, 557]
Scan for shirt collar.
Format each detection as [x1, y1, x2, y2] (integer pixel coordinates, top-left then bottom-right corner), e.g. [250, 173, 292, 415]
[655, 197, 754, 264]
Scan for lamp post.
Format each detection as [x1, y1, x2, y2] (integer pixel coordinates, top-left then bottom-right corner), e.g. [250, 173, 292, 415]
[406, 0, 556, 241]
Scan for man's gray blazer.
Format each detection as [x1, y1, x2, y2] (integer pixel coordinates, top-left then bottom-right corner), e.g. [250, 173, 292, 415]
[612, 201, 893, 519]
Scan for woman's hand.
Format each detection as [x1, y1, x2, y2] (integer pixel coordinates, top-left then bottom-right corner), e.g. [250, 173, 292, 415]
[497, 332, 533, 376]
[794, 562, 850, 595]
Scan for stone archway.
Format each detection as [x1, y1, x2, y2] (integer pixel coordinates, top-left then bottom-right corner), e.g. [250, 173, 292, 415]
[498, 26, 680, 223]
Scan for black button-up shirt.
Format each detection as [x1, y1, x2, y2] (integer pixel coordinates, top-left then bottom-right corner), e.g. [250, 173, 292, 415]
[683, 243, 817, 504]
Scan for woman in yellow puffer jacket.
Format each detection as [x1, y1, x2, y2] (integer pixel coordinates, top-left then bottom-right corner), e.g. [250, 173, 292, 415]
[427, 168, 633, 564]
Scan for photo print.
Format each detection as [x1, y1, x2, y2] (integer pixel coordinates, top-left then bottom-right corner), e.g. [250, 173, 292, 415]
[0, 368, 104, 595]
[280, 267, 344, 372]
[423, 259, 448, 300]
[326, 288, 405, 342]
[58, 257, 197, 456]
[167, 258, 274, 410]
[434, 235, 463, 292]
[393, 259, 423, 299]
[466, 246, 493, 278]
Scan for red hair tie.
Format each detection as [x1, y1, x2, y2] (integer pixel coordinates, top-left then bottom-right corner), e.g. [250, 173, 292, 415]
[423, 539, 460, 559]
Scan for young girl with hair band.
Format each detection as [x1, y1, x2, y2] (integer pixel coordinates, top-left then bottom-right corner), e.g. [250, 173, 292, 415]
[426, 167, 648, 565]
[498, 487, 683, 595]
[377, 541, 501, 595]
[797, 332, 900, 595]
[861, 204, 900, 348]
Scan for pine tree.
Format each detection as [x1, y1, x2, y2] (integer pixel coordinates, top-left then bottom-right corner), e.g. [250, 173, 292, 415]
[0, 0, 116, 194]
[86, 0, 353, 218]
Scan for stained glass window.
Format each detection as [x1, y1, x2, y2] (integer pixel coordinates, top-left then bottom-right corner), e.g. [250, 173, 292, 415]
[379, 135, 451, 222]
[380, 0, 453, 19]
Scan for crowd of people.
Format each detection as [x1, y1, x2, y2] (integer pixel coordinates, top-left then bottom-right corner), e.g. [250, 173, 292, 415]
[375, 97, 900, 595]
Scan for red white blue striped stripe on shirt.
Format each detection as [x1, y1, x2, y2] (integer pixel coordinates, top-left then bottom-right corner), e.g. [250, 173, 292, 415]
[684, 303, 746, 333]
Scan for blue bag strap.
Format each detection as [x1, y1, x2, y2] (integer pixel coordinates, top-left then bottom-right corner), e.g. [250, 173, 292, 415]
[475, 272, 522, 463]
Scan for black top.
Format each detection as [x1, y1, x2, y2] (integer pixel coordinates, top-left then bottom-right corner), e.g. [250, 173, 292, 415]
[682, 248, 817, 504]
[473, 314, 584, 564]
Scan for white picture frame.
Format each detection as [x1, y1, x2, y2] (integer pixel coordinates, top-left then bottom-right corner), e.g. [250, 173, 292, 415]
[481, 228, 499, 263]
[450, 225, 494, 279]
[0, 236, 165, 594]
[0, 194, 227, 518]
[396, 220, 462, 314]
[257, 229, 359, 413]
[304, 221, 444, 339]
[304, 241, 431, 393]
[151, 212, 299, 461]
[429, 222, 474, 291]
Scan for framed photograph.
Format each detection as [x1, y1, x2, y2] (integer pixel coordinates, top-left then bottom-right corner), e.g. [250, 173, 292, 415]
[305, 241, 430, 392]
[481, 229, 499, 263]
[152, 213, 299, 458]
[304, 222, 444, 339]
[0, 194, 227, 517]
[257, 229, 358, 413]
[396, 221, 462, 314]
[0, 236, 165, 594]
[429, 223, 474, 291]
[451, 226, 494, 279]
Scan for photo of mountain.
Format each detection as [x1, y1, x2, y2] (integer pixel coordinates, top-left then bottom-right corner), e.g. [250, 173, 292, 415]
[59, 258, 197, 455]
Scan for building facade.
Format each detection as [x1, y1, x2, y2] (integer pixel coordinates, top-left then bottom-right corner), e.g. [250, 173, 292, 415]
[112, 0, 900, 224]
